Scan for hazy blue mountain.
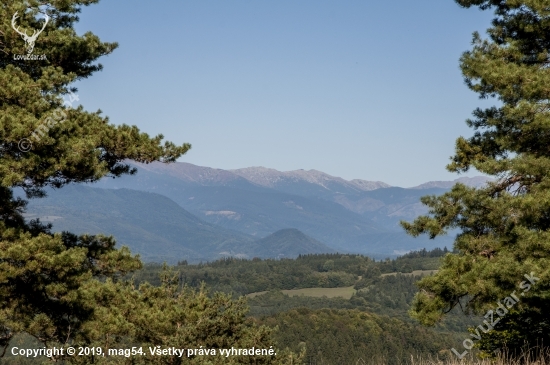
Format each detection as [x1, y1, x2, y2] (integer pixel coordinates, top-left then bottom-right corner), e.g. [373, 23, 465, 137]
[97, 172, 388, 253]
[172, 185, 388, 250]
[231, 166, 488, 230]
[93, 165, 393, 251]
[92, 162, 456, 256]
[24, 186, 340, 263]
[230, 166, 390, 199]
[95, 162, 482, 232]
[251, 228, 336, 258]
[330, 187, 448, 230]
[24, 186, 256, 263]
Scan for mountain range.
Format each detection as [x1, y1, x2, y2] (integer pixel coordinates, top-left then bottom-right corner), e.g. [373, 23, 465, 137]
[24, 186, 334, 263]
[23, 162, 491, 262]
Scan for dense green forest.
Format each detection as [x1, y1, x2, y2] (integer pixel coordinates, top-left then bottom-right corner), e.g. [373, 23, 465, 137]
[111, 249, 479, 364]
[132, 248, 451, 295]
[257, 308, 454, 365]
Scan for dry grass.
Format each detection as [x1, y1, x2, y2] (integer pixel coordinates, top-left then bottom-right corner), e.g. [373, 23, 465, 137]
[281, 286, 356, 299]
[246, 286, 356, 299]
[353, 348, 550, 365]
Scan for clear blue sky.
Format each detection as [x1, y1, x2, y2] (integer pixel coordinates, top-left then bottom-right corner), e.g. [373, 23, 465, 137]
[73, 0, 495, 187]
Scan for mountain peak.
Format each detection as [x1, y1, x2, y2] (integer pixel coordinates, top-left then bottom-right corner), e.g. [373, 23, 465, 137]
[230, 166, 390, 192]
[127, 161, 249, 186]
[255, 228, 335, 257]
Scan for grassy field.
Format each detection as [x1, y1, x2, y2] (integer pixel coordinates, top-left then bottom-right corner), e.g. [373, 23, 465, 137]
[246, 286, 356, 299]
[246, 270, 439, 299]
[381, 269, 438, 277]
[281, 286, 356, 299]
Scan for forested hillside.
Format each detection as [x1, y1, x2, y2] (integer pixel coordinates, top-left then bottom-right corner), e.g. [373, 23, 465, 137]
[124, 249, 480, 364]
[257, 309, 454, 365]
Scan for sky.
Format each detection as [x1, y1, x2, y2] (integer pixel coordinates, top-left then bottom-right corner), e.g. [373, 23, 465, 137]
[72, 0, 496, 187]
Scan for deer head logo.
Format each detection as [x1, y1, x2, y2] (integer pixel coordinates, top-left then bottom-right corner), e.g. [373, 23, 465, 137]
[11, 11, 49, 54]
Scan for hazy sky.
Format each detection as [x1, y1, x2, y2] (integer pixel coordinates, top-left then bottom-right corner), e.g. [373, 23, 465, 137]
[73, 0, 495, 187]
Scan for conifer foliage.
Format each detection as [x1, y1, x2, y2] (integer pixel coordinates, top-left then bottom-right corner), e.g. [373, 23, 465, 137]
[402, 0, 550, 354]
[0, 1, 292, 363]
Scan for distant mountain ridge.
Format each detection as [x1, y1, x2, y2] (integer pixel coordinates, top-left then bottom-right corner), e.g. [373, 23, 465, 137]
[20, 162, 486, 262]
[135, 161, 248, 186]
[91, 162, 461, 256]
[253, 228, 336, 258]
[24, 186, 335, 263]
[124, 161, 490, 191]
[231, 166, 390, 192]
[112, 162, 492, 192]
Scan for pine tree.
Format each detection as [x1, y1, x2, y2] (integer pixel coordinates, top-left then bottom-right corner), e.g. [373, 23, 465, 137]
[401, 0, 550, 355]
[0, 0, 193, 355]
